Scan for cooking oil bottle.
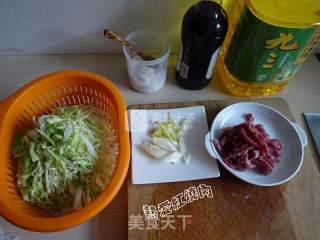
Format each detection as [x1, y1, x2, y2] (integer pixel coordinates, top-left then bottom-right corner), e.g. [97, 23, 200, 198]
[215, 0, 320, 96]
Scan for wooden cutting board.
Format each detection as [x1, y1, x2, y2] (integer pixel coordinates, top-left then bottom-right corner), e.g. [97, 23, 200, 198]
[127, 98, 320, 240]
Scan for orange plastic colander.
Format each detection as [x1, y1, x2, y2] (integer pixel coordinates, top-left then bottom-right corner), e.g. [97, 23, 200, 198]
[0, 70, 130, 232]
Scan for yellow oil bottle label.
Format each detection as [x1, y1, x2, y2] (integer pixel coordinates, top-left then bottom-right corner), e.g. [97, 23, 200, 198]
[224, 5, 320, 83]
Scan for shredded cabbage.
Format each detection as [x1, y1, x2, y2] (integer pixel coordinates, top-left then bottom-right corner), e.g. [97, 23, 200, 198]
[11, 105, 118, 215]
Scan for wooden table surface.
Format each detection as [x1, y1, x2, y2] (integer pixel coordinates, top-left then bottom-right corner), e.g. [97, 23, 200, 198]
[0, 54, 319, 240]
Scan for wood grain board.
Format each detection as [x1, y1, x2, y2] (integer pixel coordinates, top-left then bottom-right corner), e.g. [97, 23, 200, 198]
[127, 98, 320, 240]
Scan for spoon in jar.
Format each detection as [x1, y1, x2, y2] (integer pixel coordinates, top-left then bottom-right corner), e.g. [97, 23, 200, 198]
[104, 29, 155, 61]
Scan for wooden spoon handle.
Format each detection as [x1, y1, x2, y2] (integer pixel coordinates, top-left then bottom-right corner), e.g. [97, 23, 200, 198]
[104, 29, 155, 61]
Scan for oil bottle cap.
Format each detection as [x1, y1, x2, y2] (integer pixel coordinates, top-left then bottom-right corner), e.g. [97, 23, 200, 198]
[249, 0, 320, 28]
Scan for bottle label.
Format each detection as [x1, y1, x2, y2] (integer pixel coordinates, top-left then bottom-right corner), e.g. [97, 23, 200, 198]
[176, 41, 183, 72]
[179, 62, 190, 79]
[206, 47, 221, 79]
[177, 40, 190, 79]
[224, 6, 320, 83]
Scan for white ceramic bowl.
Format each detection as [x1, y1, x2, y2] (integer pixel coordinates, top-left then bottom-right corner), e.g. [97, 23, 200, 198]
[205, 102, 307, 186]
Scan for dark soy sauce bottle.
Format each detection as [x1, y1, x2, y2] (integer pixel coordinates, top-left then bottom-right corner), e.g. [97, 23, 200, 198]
[176, 0, 228, 90]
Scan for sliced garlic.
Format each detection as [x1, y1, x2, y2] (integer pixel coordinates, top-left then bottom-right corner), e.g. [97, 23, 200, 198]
[152, 136, 178, 152]
[160, 151, 182, 164]
[140, 141, 169, 159]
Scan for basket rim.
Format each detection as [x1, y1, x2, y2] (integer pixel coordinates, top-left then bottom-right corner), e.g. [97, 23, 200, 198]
[0, 70, 130, 232]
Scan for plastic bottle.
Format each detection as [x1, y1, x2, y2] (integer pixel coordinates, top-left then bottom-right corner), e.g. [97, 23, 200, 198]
[215, 0, 320, 96]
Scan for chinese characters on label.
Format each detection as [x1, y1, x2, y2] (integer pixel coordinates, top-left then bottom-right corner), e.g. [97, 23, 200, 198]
[265, 33, 299, 51]
[143, 184, 213, 219]
[262, 52, 277, 69]
[263, 33, 299, 69]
